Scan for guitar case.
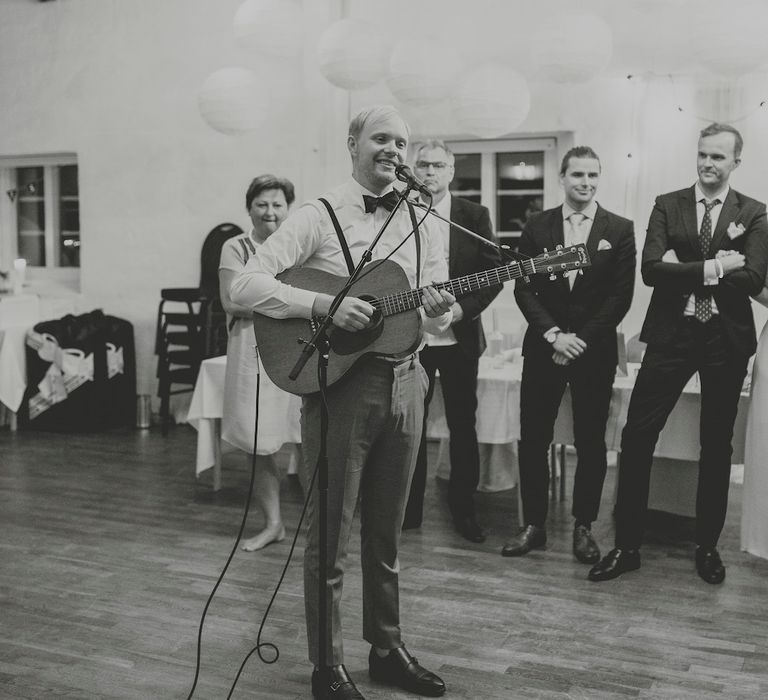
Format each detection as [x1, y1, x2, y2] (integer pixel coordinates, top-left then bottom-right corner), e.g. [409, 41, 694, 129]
[19, 309, 136, 431]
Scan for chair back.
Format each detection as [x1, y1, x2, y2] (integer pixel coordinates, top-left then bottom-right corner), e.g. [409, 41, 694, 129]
[199, 223, 244, 299]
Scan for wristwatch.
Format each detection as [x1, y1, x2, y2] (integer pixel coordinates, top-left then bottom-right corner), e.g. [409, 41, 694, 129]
[546, 330, 561, 344]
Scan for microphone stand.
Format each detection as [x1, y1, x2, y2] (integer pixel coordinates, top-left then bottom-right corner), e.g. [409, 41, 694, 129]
[287, 183, 416, 690]
[406, 196, 534, 268]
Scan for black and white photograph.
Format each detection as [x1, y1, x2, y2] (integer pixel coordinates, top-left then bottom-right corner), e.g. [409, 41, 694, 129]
[2, 1, 768, 698]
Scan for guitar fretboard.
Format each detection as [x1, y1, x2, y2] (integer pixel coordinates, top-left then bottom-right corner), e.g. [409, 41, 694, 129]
[372, 259, 537, 317]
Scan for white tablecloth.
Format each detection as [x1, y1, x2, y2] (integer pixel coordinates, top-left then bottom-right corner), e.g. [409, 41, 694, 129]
[186, 356, 300, 488]
[187, 356, 751, 510]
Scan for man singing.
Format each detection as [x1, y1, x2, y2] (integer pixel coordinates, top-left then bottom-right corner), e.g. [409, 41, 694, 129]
[231, 105, 451, 699]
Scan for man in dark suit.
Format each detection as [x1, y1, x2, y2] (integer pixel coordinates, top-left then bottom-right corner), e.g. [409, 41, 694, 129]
[589, 123, 768, 585]
[402, 139, 502, 542]
[502, 146, 636, 563]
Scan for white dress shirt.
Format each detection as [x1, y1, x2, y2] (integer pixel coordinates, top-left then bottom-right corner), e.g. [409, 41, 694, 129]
[423, 192, 458, 347]
[230, 177, 452, 337]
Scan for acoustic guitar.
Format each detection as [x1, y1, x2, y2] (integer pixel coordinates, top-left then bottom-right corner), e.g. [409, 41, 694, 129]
[253, 244, 590, 395]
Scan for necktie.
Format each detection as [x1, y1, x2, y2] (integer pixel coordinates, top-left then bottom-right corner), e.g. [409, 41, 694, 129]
[566, 213, 586, 288]
[694, 198, 720, 323]
[363, 190, 400, 214]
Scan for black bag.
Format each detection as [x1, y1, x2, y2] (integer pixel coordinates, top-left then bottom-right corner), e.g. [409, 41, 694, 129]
[20, 309, 136, 431]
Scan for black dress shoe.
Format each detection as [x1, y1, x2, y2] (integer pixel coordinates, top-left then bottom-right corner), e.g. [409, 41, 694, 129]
[587, 547, 640, 581]
[369, 645, 445, 697]
[695, 546, 725, 584]
[453, 514, 486, 543]
[311, 664, 365, 699]
[401, 517, 422, 531]
[573, 524, 601, 564]
[501, 524, 546, 557]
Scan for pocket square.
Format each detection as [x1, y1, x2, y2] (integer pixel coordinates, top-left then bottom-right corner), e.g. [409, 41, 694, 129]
[727, 221, 746, 240]
[597, 239, 612, 251]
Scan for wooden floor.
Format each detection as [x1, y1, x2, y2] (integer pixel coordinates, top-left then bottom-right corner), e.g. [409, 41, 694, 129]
[1, 427, 768, 700]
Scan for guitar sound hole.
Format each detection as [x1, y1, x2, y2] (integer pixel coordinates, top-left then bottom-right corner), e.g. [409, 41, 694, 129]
[329, 295, 384, 356]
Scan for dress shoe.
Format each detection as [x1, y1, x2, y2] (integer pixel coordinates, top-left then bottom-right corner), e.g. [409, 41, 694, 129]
[500, 524, 546, 557]
[368, 645, 445, 697]
[587, 548, 640, 581]
[401, 517, 422, 531]
[695, 546, 726, 584]
[453, 514, 486, 543]
[573, 524, 601, 564]
[311, 664, 365, 699]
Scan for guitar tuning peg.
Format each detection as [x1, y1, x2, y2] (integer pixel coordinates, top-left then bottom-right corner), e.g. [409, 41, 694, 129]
[578, 269, 584, 275]
[555, 244, 563, 250]
[523, 275, 530, 283]
[549, 274, 556, 281]
[543, 247, 548, 253]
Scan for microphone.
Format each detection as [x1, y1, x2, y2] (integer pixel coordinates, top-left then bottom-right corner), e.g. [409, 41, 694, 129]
[395, 163, 433, 199]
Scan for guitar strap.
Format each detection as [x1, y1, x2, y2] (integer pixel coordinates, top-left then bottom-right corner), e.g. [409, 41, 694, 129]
[317, 196, 422, 285]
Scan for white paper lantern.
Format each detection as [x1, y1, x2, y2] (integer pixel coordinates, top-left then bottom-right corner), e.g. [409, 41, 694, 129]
[233, 0, 303, 58]
[387, 39, 462, 107]
[452, 64, 531, 139]
[690, 1, 768, 76]
[530, 13, 613, 83]
[197, 67, 265, 136]
[316, 19, 390, 90]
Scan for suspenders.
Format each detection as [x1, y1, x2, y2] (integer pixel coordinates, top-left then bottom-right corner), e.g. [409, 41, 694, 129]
[318, 197, 422, 286]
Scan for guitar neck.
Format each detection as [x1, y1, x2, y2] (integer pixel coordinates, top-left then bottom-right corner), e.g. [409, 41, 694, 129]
[373, 260, 533, 317]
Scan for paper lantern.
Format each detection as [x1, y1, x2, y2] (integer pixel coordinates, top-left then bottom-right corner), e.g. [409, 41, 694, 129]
[530, 13, 613, 83]
[690, 1, 768, 76]
[197, 67, 265, 136]
[387, 39, 462, 107]
[452, 64, 531, 139]
[233, 0, 303, 58]
[316, 19, 390, 90]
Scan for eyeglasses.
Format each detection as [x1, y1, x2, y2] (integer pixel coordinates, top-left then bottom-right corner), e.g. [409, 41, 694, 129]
[415, 160, 450, 171]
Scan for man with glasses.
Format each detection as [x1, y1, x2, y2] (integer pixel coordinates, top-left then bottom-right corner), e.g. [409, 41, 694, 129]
[402, 139, 502, 543]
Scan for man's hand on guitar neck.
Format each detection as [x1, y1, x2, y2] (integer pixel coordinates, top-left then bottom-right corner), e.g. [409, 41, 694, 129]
[422, 285, 455, 318]
[312, 293, 375, 332]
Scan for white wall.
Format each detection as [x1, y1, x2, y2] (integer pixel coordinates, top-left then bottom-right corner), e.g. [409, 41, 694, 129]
[1, 0, 767, 395]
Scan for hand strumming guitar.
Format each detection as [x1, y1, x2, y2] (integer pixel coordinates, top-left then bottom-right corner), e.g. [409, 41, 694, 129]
[312, 293, 374, 332]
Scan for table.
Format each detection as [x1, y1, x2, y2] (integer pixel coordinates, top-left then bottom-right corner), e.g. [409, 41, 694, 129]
[188, 356, 751, 514]
[186, 356, 299, 490]
[0, 293, 86, 429]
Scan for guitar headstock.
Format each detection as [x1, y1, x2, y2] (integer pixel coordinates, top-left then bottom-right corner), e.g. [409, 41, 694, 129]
[531, 243, 591, 278]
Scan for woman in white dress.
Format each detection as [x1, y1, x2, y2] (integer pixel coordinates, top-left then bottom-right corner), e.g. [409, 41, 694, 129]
[743, 279, 768, 559]
[219, 175, 302, 551]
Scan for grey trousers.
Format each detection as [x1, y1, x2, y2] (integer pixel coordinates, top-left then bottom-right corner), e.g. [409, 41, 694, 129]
[301, 355, 427, 666]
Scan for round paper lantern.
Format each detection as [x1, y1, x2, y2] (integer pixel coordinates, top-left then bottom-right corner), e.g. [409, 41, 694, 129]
[197, 67, 265, 135]
[530, 13, 613, 83]
[233, 0, 303, 58]
[690, 1, 768, 76]
[316, 19, 390, 90]
[452, 64, 531, 139]
[387, 39, 462, 107]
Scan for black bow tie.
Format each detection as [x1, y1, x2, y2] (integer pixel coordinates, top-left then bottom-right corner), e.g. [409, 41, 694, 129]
[363, 190, 400, 214]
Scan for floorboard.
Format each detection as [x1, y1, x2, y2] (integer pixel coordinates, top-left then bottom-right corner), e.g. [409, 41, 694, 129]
[1, 426, 767, 699]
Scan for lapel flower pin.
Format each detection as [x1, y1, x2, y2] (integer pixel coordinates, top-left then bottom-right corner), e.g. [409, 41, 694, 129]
[727, 221, 746, 240]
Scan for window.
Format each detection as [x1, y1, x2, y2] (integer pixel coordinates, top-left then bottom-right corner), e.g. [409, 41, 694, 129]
[0, 154, 80, 277]
[448, 136, 569, 246]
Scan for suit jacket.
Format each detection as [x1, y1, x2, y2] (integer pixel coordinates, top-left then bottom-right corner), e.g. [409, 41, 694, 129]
[515, 204, 636, 364]
[640, 186, 768, 356]
[447, 196, 503, 359]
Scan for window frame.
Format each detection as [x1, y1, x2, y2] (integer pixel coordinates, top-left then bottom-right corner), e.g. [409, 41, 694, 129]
[0, 152, 79, 287]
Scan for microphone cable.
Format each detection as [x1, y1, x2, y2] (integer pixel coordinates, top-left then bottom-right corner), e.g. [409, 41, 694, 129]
[184, 341, 312, 699]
